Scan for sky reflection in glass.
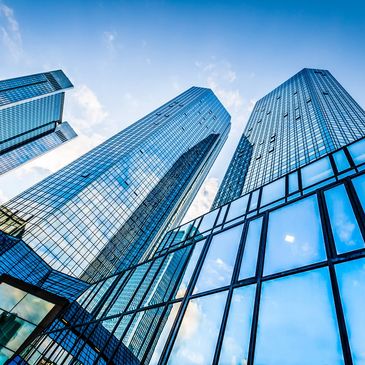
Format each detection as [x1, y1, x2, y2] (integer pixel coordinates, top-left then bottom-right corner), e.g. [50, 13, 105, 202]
[239, 217, 263, 280]
[348, 139, 365, 165]
[226, 195, 249, 222]
[264, 195, 326, 275]
[194, 225, 243, 294]
[218, 284, 256, 365]
[168, 291, 228, 365]
[261, 177, 285, 206]
[301, 157, 333, 188]
[325, 184, 364, 253]
[255, 268, 344, 365]
[336, 258, 365, 363]
[333, 150, 351, 172]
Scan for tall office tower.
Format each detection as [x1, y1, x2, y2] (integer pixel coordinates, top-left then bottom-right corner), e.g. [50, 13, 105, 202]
[0, 86, 230, 284]
[0, 70, 77, 175]
[213, 68, 365, 207]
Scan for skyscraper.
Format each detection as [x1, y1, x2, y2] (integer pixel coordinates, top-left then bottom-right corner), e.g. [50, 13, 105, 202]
[0, 86, 230, 283]
[5, 67, 365, 365]
[0, 70, 77, 175]
[213, 68, 365, 207]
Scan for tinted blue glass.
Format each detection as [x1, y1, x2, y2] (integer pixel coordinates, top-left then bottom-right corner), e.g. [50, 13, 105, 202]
[348, 139, 365, 165]
[168, 291, 228, 365]
[264, 195, 326, 275]
[333, 150, 351, 172]
[239, 217, 263, 279]
[288, 171, 299, 194]
[249, 190, 260, 210]
[325, 184, 364, 253]
[261, 178, 285, 206]
[218, 284, 256, 365]
[301, 157, 333, 188]
[255, 268, 344, 365]
[176, 241, 205, 298]
[226, 195, 249, 222]
[352, 174, 365, 212]
[194, 225, 243, 293]
[336, 258, 365, 363]
[198, 209, 219, 233]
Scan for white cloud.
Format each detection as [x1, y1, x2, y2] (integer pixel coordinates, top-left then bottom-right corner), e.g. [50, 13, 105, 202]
[0, 188, 8, 204]
[182, 177, 219, 223]
[0, 2, 22, 61]
[64, 85, 108, 130]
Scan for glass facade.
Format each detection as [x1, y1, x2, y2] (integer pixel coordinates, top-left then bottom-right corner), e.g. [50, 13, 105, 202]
[0, 70, 77, 175]
[213, 68, 365, 207]
[2, 68, 365, 365]
[0, 87, 230, 282]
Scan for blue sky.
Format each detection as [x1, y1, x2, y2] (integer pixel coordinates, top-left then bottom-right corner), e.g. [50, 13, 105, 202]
[0, 0, 364, 220]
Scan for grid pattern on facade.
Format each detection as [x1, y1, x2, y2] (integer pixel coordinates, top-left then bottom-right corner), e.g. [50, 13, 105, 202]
[0, 87, 230, 280]
[213, 68, 365, 207]
[16, 136, 365, 365]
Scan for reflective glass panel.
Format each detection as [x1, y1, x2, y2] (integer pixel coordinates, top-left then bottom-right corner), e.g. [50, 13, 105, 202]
[325, 184, 364, 253]
[301, 157, 333, 188]
[168, 291, 228, 365]
[264, 195, 326, 275]
[239, 217, 263, 280]
[336, 258, 365, 363]
[0, 283, 27, 312]
[226, 195, 249, 222]
[176, 241, 205, 298]
[288, 171, 299, 194]
[261, 178, 285, 206]
[216, 205, 228, 226]
[0, 347, 13, 364]
[194, 225, 244, 293]
[333, 150, 351, 172]
[150, 303, 181, 365]
[199, 209, 219, 233]
[352, 174, 365, 212]
[218, 284, 256, 365]
[12, 294, 54, 324]
[255, 268, 344, 365]
[249, 190, 260, 210]
[348, 139, 365, 165]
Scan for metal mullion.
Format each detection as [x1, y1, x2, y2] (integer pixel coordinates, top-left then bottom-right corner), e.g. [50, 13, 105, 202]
[247, 211, 268, 365]
[317, 190, 353, 365]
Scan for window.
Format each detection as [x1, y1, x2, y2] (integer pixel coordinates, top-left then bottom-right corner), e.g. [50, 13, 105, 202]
[239, 217, 263, 279]
[301, 157, 333, 188]
[249, 190, 260, 210]
[255, 268, 344, 365]
[332, 150, 350, 172]
[218, 285, 256, 364]
[325, 184, 364, 254]
[168, 291, 228, 365]
[198, 209, 219, 233]
[348, 139, 365, 165]
[264, 195, 327, 276]
[194, 225, 243, 293]
[226, 195, 249, 222]
[336, 258, 365, 362]
[288, 171, 299, 193]
[261, 178, 285, 207]
[175, 241, 205, 298]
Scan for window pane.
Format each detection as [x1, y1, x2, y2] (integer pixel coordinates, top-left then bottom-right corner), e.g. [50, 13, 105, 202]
[176, 241, 205, 298]
[0, 283, 27, 312]
[301, 157, 333, 188]
[194, 225, 243, 294]
[348, 139, 365, 165]
[216, 205, 228, 226]
[288, 171, 299, 194]
[333, 150, 351, 172]
[264, 195, 326, 276]
[149, 303, 181, 365]
[255, 268, 344, 365]
[352, 174, 365, 212]
[336, 258, 365, 363]
[226, 195, 249, 222]
[168, 291, 228, 365]
[239, 217, 263, 280]
[199, 209, 219, 233]
[324, 184, 364, 254]
[249, 190, 260, 210]
[218, 284, 256, 365]
[261, 178, 285, 207]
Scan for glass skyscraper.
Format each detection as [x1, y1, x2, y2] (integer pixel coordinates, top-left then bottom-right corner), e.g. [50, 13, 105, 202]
[3, 68, 365, 365]
[0, 86, 230, 283]
[0, 70, 77, 175]
[213, 68, 365, 207]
